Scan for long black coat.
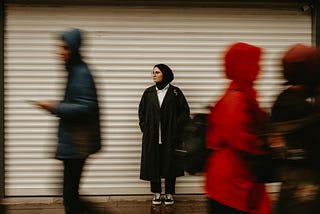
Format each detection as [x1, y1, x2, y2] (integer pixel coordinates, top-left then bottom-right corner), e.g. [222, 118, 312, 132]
[138, 84, 190, 181]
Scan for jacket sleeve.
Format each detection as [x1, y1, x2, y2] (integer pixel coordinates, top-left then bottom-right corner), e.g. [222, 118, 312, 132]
[54, 69, 98, 120]
[176, 87, 190, 129]
[138, 91, 146, 133]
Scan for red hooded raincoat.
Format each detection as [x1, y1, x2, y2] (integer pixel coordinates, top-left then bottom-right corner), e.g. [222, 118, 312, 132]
[205, 42, 271, 214]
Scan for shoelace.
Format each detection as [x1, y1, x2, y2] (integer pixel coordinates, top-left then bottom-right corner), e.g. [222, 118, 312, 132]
[165, 194, 173, 200]
[154, 193, 161, 200]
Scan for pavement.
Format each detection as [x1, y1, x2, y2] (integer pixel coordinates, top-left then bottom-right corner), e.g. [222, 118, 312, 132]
[0, 193, 280, 214]
[0, 195, 208, 214]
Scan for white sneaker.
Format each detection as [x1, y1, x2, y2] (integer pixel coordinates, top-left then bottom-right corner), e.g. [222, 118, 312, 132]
[152, 193, 162, 205]
[164, 194, 174, 205]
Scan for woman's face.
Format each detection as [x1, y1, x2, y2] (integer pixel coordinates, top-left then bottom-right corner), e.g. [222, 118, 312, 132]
[152, 67, 163, 83]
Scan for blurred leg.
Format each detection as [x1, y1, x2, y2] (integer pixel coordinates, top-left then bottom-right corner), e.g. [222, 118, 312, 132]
[207, 198, 248, 214]
[63, 159, 86, 214]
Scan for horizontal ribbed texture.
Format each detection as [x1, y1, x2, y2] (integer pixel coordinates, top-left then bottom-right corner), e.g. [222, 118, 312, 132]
[4, 4, 311, 196]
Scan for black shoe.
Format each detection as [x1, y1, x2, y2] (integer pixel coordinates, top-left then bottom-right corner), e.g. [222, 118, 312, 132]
[164, 194, 174, 205]
[152, 193, 162, 205]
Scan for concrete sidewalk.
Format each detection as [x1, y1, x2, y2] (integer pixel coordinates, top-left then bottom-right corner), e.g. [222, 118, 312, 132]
[0, 195, 208, 214]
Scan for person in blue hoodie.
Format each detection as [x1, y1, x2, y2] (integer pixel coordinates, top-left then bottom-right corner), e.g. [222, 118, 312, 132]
[36, 28, 101, 214]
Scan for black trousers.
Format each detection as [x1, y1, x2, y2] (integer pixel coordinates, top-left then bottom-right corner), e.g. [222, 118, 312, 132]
[63, 159, 86, 214]
[150, 178, 176, 194]
[207, 198, 248, 214]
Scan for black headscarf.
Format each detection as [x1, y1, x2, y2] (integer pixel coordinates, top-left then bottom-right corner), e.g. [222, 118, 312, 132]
[154, 64, 174, 90]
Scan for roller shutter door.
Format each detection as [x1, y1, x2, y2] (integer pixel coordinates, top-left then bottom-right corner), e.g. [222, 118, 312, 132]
[4, 3, 311, 196]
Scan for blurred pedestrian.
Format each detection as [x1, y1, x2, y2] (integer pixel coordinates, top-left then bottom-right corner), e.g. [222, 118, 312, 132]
[138, 64, 190, 205]
[271, 44, 320, 214]
[35, 28, 101, 214]
[205, 42, 272, 214]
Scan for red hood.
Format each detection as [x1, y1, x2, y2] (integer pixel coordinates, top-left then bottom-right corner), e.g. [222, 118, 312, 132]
[224, 42, 262, 83]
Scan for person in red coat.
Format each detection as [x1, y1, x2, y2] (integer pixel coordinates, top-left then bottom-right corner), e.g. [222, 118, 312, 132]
[205, 42, 272, 214]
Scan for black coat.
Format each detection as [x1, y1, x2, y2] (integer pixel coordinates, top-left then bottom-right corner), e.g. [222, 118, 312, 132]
[271, 88, 320, 165]
[138, 84, 190, 181]
[271, 88, 320, 213]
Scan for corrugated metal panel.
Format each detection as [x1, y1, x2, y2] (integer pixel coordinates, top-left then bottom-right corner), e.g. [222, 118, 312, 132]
[4, 4, 311, 196]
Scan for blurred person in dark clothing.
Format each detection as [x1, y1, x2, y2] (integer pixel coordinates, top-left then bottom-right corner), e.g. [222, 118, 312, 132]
[271, 44, 320, 214]
[35, 28, 101, 214]
[138, 64, 190, 205]
[205, 42, 272, 214]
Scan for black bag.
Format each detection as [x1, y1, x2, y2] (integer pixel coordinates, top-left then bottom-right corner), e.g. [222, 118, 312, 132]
[175, 113, 213, 175]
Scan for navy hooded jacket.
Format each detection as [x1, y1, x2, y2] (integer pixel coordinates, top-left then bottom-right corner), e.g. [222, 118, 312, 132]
[54, 29, 101, 159]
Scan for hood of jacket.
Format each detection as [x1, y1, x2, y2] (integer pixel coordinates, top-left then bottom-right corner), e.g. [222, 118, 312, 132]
[282, 43, 320, 86]
[224, 42, 262, 83]
[60, 28, 82, 65]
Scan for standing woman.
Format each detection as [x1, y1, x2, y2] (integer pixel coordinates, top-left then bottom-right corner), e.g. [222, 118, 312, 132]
[138, 64, 190, 205]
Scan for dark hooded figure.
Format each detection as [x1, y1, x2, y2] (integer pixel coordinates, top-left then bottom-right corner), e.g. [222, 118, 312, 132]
[138, 64, 190, 205]
[36, 28, 101, 214]
[271, 44, 320, 214]
[205, 42, 271, 214]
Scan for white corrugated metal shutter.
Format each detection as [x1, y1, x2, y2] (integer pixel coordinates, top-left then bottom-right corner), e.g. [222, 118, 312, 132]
[4, 3, 311, 196]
